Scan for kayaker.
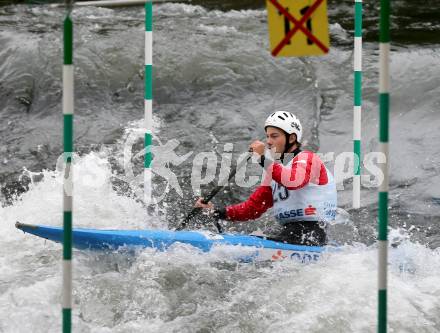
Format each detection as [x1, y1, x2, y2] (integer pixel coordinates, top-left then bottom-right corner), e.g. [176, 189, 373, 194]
[195, 111, 337, 246]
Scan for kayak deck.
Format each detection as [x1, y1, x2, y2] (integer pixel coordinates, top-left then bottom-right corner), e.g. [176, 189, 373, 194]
[15, 222, 323, 262]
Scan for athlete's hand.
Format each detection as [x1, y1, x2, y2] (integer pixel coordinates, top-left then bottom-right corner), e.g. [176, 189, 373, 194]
[249, 140, 265, 156]
[195, 197, 214, 209]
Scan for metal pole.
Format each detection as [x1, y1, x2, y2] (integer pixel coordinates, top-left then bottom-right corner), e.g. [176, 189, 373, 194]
[353, 0, 362, 209]
[378, 0, 390, 331]
[144, 0, 153, 204]
[62, 8, 74, 333]
[51, 0, 190, 8]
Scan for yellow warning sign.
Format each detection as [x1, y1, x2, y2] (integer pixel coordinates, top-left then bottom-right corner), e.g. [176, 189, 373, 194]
[266, 0, 330, 57]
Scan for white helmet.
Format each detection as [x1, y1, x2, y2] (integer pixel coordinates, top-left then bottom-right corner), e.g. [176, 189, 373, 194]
[264, 111, 303, 142]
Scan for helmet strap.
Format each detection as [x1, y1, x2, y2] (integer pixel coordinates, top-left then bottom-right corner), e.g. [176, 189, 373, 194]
[281, 132, 295, 162]
[285, 133, 296, 151]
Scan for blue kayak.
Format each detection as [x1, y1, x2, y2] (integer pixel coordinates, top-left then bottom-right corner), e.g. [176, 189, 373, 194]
[15, 222, 323, 262]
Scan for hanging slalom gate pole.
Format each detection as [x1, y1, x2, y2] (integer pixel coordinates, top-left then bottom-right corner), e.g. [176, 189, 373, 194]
[144, 0, 153, 204]
[62, 4, 74, 333]
[353, 0, 362, 209]
[378, 0, 390, 332]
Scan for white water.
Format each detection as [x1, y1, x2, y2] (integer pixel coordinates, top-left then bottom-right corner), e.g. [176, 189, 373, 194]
[1, 2, 440, 332]
[1, 153, 440, 332]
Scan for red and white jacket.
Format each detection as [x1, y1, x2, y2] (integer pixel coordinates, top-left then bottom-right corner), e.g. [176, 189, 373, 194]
[225, 150, 337, 224]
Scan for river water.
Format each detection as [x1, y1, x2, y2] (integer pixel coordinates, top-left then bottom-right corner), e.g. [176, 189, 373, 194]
[1, 1, 440, 332]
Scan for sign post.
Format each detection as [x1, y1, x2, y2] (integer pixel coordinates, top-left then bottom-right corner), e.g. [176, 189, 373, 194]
[266, 0, 329, 57]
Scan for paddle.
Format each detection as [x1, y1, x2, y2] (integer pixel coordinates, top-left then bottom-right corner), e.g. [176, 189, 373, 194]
[176, 149, 254, 232]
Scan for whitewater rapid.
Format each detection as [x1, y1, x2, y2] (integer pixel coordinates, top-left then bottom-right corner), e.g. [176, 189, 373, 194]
[1, 2, 440, 332]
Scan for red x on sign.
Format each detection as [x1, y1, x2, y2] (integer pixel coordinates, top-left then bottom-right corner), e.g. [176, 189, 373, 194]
[267, 0, 330, 57]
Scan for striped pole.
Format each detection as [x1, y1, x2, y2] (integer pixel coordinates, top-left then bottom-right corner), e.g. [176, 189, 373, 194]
[144, 0, 153, 204]
[62, 12, 74, 333]
[353, 0, 362, 209]
[378, 0, 390, 332]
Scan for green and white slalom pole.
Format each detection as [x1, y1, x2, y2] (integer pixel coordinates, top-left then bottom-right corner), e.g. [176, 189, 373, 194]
[62, 4, 74, 333]
[144, 0, 153, 204]
[353, 0, 362, 209]
[378, 0, 390, 332]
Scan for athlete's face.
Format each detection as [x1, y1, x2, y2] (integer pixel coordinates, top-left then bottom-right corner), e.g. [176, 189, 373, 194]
[266, 127, 296, 153]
